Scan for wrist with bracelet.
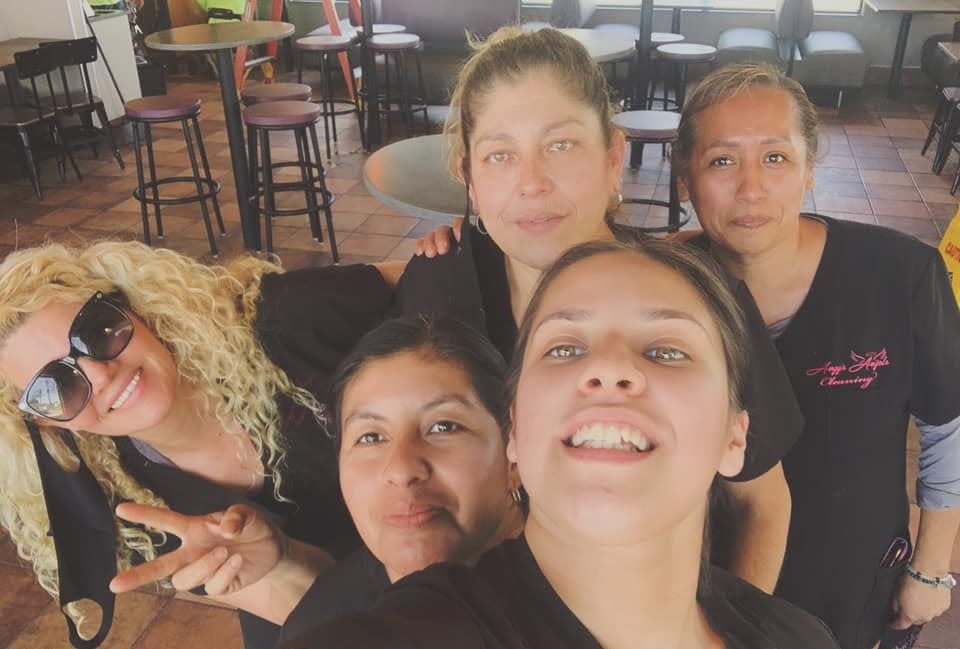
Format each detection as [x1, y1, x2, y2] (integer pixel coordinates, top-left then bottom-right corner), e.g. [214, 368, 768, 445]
[905, 563, 957, 589]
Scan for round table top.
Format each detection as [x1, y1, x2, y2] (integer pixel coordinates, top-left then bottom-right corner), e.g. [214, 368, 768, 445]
[364, 134, 464, 222]
[559, 28, 636, 63]
[146, 21, 295, 52]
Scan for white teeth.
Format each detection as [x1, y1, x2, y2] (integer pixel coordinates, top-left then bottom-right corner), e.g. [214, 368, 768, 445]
[110, 369, 141, 410]
[569, 423, 652, 452]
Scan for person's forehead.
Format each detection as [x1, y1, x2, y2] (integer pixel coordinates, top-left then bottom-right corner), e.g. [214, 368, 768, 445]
[697, 87, 800, 139]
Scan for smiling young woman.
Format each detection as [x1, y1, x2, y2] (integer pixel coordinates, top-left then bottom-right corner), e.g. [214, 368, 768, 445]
[0, 240, 396, 649]
[279, 239, 839, 649]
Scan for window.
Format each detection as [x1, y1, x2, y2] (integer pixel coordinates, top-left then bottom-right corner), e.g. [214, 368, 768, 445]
[522, 1, 862, 14]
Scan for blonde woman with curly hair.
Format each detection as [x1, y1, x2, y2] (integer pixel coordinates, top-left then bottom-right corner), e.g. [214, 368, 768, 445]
[0, 241, 394, 649]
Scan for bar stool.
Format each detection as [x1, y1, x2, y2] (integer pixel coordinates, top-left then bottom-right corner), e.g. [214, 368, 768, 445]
[295, 34, 365, 158]
[125, 95, 225, 257]
[241, 82, 313, 106]
[368, 33, 427, 137]
[656, 42, 718, 110]
[646, 32, 686, 109]
[925, 86, 960, 173]
[612, 110, 688, 233]
[243, 100, 339, 261]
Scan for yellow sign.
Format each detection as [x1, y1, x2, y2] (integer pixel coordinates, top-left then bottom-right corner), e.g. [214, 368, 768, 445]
[940, 206, 960, 305]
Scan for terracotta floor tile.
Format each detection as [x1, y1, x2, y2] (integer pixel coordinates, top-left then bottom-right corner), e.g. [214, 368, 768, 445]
[857, 157, 908, 172]
[129, 597, 240, 649]
[860, 170, 915, 186]
[843, 124, 889, 137]
[814, 167, 861, 183]
[829, 211, 878, 225]
[330, 210, 371, 234]
[813, 182, 866, 199]
[863, 184, 922, 202]
[354, 213, 420, 236]
[917, 186, 959, 205]
[0, 564, 57, 648]
[870, 199, 931, 219]
[911, 172, 954, 190]
[34, 207, 102, 227]
[386, 237, 420, 261]
[5, 591, 168, 649]
[337, 232, 405, 257]
[876, 215, 940, 242]
[815, 195, 872, 215]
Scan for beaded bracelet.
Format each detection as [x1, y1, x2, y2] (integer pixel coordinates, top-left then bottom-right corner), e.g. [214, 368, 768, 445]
[905, 564, 957, 589]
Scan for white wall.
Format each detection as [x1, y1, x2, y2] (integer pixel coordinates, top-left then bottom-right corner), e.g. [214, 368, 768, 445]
[0, 0, 141, 120]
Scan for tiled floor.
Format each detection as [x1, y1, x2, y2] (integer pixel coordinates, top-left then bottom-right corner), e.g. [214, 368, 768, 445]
[0, 73, 958, 649]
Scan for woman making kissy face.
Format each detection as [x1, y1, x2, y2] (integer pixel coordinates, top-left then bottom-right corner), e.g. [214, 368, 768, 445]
[109, 315, 525, 636]
[281, 239, 838, 649]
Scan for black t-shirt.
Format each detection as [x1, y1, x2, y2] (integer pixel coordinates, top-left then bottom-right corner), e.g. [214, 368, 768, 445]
[111, 264, 394, 649]
[279, 537, 839, 649]
[278, 547, 389, 645]
[395, 225, 803, 482]
[759, 216, 960, 649]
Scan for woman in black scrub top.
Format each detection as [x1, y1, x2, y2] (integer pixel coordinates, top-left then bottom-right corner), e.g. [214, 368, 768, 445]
[397, 26, 800, 594]
[672, 63, 960, 649]
[282, 239, 839, 649]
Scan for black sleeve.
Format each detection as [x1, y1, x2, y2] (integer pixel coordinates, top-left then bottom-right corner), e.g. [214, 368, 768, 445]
[910, 251, 960, 424]
[254, 265, 394, 389]
[392, 229, 487, 331]
[728, 280, 804, 482]
[278, 549, 389, 645]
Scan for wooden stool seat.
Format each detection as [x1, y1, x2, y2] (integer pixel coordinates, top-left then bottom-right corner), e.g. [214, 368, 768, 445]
[296, 34, 356, 51]
[241, 83, 313, 106]
[243, 100, 322, 128]
[613, 110, 680, 141]
[656, 42, 718, 62]
[125, 95, 201, 121]
[369, 33, 421, 51]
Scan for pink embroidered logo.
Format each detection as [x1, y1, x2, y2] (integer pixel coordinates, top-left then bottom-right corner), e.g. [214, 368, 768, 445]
[805, 348, 890, 390]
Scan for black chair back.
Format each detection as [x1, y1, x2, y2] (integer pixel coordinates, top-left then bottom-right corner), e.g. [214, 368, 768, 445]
[13, 45, 59, 121]
[41, 37, 99, 112]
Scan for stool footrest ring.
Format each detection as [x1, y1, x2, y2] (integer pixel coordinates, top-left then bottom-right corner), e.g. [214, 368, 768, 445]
[133, 176, 221, 206]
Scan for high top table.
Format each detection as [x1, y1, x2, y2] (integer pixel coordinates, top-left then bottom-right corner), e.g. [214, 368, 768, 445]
[146, 21, 295, 250]
[865, 0, 960, 98]
[364, 134, 463, 221]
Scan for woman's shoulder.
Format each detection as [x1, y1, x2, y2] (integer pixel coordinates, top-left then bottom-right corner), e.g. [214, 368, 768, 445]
[706, 567, 839, 649]
[819, 214, 940, 266]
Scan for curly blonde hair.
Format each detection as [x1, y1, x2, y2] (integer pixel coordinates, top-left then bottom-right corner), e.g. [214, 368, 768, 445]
[0, 240, 323, 604]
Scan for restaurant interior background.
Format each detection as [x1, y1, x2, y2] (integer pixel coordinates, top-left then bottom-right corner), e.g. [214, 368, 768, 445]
[0, 1, 958, 648]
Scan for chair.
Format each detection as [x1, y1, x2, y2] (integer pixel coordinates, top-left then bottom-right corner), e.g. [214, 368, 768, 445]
[244, 100, 339, 259]
[1, 44, 79, 198]
[126, 95, 225, 256]
[549, 0, 597, 29]
[776, 0, 868, 107]
[611, 110, 688, 233]
[41, 37, 124, 172]
[295, 34, 365, 158]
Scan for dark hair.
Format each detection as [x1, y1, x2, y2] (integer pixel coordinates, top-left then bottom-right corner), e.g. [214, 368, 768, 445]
[327, 315, 511, 449]
[507, 238, 748, 412]
[505, 239, 749, 595]
[672, 62, 820, 180]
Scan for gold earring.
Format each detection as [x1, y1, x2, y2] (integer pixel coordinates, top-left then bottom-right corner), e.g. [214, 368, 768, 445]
[608, 191, 623, 212]
[476, 218, 489, 236]
[511, 486, 523, 506]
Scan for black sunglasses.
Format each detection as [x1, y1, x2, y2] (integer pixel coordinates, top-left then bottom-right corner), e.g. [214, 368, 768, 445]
[18, 292, 134, 422]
